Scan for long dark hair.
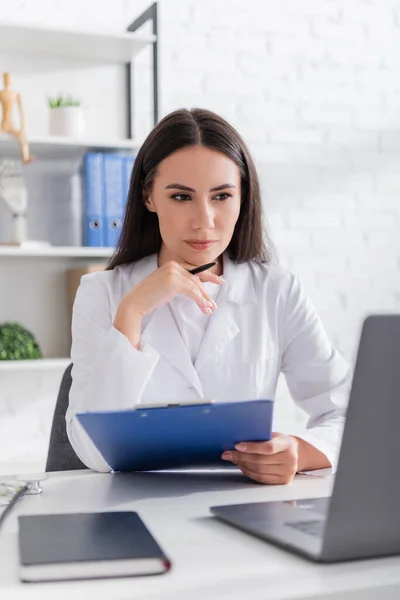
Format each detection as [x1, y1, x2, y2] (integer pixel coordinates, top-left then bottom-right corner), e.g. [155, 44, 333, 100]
[107, 108, 273, 270]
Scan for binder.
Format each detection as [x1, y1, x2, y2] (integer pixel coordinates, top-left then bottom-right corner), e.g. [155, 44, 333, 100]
[77, 399, 273, 472]
[83, 153, 104, 247]
[103, 154, 125, 248]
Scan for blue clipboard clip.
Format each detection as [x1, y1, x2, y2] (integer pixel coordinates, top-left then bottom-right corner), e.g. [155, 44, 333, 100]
[134, 400, 215, 410]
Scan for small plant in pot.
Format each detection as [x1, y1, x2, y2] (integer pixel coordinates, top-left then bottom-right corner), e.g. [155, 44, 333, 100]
[48, 94, 86, 138]
[0, 322, 42, 360]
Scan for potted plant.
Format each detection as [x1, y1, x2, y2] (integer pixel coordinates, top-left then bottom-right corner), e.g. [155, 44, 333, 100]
[0, 322, 42, 360]
[48, 94, 86, 138]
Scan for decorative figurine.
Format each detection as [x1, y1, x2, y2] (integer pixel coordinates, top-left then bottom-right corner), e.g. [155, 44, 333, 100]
[0, 72, 34, 164]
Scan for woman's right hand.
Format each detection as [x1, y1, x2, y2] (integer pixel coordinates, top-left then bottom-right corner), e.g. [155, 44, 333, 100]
[120, 260, 224, 317]
[113, 260, 224, 349]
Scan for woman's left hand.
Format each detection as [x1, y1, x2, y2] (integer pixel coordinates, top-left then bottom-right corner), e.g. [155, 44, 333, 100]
[221, 432, 299, 485]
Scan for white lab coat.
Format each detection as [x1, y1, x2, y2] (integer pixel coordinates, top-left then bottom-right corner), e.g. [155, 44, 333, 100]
[66, 253, 351, 474]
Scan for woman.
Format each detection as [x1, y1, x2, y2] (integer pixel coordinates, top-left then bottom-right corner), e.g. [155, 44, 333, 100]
[67, 108, 351, 482]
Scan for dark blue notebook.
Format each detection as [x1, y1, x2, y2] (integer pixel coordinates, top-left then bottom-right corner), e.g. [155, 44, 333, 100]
[77, 399, 273, 472]
[19, 512, 171, 582]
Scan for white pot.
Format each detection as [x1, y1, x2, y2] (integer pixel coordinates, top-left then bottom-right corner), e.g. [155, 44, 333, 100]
[49, 106, 86, 138]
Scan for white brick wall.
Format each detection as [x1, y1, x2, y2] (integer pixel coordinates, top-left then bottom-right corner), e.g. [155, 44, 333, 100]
[1, 0, 400, 460]
[152, 0, 399, 365]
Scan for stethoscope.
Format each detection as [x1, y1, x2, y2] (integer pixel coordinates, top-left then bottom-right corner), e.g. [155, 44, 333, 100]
[0, 474, 46, 529]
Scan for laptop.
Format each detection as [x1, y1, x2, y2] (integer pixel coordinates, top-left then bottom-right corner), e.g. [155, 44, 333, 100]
[211, 315, 400, 563]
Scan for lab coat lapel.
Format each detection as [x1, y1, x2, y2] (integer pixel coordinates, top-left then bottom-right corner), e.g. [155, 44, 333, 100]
[194, 301, 239, 372]
[128, 253, 203, 394]
[195, 254, 257, 372]
[142, 304, 203, 394]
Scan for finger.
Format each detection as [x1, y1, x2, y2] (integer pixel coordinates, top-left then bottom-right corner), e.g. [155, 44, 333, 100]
[164, 260, 214, 288]
[235, 436, 290, 455]
[239, 466, 285, 485]
[161, 262, 214, 311]
[186, 275, 217, 308]
[188, 275, 219, 309]
[181, 272, 219, 306]
[181, 277, 215, 314]
[177, 262, 224, 286]
[223, 451, 284, 466]
[164, 262, 218, 313]
[236, 461, 285, 476]
[197, 271, 225, 285]
[177, 265, 217, 308]
[177, 269, 217, 305]
[242, 464, 295, 485]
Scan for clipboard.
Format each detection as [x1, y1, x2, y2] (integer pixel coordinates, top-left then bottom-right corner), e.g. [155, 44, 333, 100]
[77, 399, 273, 472]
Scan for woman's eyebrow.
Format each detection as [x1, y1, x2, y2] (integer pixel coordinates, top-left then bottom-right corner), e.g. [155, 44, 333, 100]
[210, 183, 237, 192]
[165, 183, 237, 192]
[165, 183, 195, 192]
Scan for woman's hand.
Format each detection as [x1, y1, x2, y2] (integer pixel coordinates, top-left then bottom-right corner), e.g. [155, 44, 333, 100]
[222, 432, 332, 484]
[113, 260, 224, 349]
[121, 260, 224, 317]
[221, 432, 299, 485]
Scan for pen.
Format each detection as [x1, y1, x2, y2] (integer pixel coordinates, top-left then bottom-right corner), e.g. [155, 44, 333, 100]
[188, 262, 217, 275]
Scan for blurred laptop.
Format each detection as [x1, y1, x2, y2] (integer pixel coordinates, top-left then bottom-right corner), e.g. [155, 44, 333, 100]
[211, 315, 400, 563]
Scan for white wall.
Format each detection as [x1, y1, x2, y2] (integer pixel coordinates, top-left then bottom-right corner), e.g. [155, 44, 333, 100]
[157, 0, 400, 364]
[1, 0, 400, 471]
[2, 0, 399, 362]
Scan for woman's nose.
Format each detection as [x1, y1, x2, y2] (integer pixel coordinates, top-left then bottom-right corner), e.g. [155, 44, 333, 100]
[193, 202, 214, 229]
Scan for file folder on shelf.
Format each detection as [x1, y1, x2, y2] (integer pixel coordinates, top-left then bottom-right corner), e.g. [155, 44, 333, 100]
[103, 154, 125, 248]
[103, 154, 135, 248]
[83, 153, 105, 247]
[83, 152, 135, 248]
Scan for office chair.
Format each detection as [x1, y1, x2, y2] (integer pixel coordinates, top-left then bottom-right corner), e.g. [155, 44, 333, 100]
[45, 363, 88, 472]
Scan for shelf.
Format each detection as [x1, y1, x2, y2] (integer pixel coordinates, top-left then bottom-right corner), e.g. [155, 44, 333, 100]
[0, 358, 71, 372]
[0, 134, 139, 160]
[0, 21, 156, 68]
[0, 246, 114, 258]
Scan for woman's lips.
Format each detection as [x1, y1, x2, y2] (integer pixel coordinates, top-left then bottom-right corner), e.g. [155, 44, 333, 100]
[185, 241, 216, 250]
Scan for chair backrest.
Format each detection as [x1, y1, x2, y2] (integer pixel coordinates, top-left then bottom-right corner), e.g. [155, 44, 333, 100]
[45, 364, 88, 472]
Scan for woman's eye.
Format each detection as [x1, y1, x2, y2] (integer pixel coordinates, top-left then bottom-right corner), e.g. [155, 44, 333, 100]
[171, 194, 190, 202]
[214, 193, 231, 201]
[171, 192, 231, 202]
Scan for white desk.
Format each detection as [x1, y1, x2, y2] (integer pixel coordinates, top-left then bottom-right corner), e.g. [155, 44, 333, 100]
[1, 469, 400, 600]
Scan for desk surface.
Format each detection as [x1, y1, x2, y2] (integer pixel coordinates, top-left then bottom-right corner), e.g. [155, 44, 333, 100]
[1, 469, 400, 600]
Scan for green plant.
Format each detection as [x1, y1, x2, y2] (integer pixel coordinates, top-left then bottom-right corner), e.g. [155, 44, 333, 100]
[0, 322, 43, 360]
[48, 94, 82, 109]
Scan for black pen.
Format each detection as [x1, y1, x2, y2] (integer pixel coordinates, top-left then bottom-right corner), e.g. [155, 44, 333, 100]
[188, 262, 217, 275]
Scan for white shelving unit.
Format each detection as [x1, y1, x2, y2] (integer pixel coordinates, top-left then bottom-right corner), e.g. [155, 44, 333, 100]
[0, 245, 113, 258]
[0, 134, 140, 160]
[0, 21, 156, 69]
[0, 11, 156, 372]
[0, 358, 71, 372]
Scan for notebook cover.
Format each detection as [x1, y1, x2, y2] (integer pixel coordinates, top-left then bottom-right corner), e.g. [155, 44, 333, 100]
[19, 511, 170, 567]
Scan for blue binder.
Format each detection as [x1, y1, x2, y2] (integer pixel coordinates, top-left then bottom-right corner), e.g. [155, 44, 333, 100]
[77, 399, 273, 472]
[103, 154, 125, 248]
[83, 153, 105, 247]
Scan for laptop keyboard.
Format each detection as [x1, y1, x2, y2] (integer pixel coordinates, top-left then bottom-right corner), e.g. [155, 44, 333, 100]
[285, 520, 324, 537]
